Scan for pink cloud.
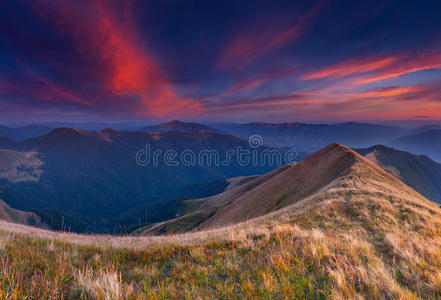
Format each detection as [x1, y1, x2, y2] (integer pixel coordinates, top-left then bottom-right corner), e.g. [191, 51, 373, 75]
[217, 2, 324, 71]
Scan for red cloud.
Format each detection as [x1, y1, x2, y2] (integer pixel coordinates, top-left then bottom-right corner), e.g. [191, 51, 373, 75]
[32, 0, 201, 117]
[355, 54, 441, 84]
[94, 1, 200, 116]
[304, 57, 400, 80]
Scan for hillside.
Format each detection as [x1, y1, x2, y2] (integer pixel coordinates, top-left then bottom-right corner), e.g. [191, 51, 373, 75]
[0, 149, 44, 183]
[0, 128, 286, 232]
[1, 143, 441, 298]
[357, 145, 441, 204]
[109, 176, 258, 234]
[390, 130, 441, 162]
[135, 143, 440, 234]
[0, 199, 45, 227]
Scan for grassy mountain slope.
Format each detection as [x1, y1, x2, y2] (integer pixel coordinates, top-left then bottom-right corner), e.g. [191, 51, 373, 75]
[0, 199, 45, 227]
[357, 145, 441, 204]
[142, 143, 416, 234]
[139, 142, 425, 234]
[0, 143, 441, 298]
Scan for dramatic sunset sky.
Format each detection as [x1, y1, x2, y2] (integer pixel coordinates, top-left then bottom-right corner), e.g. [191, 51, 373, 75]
[1, 0, 441, 124]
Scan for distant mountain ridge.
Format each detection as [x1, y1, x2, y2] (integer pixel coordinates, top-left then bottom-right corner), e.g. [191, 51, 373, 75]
[136, 120, 221, 133]
[0, 125, 53, 140]
[210, 121, 408, 152]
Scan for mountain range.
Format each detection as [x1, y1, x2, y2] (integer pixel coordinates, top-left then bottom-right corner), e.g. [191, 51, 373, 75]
[0, 125, 53, 140]
[1, 120, 441, 233]
[0, 127, 293, 232]
[136, 120, 220, 133]
[210, 122, 407, 152]
[2, 120, 441, 161]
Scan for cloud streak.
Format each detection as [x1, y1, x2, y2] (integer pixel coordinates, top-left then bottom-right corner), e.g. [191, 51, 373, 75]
[304, 53, 441, 85]
[217, 2, 324, 71]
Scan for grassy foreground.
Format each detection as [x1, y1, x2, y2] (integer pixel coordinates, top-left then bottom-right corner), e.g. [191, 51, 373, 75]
[1, 150, 441, 299]
[1, 192, 441, 299]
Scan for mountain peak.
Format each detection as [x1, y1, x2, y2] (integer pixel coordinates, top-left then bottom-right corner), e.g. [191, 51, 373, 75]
[138, 120, 220, 133]
[48, 127, 93, 136]
[138, 142, 433, 235]
[160, 120, 201, 128]
[32, 128, 104, 145]
[190, 143, 405, 230]
[327, 142, 350, 149]
[164, 120, 185, 125]
[303, 142, 363, 167]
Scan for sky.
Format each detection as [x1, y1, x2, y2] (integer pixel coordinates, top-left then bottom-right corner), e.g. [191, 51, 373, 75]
[1, 0, 441, 125]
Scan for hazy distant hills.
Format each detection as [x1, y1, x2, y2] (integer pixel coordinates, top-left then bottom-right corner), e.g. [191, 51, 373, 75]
[210, 122, 407, 152]
[409, 125, 441, 134]
[0, 123, 140, 141]
[0, 125, 53, 140]
[390, 130, 441, 162]
[35, 122, 139, 130]
[3, 120, 441, 158]
[356, 145, 441, 204]
[0, 127, 290, 232]
[136, 120, 221, 133]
